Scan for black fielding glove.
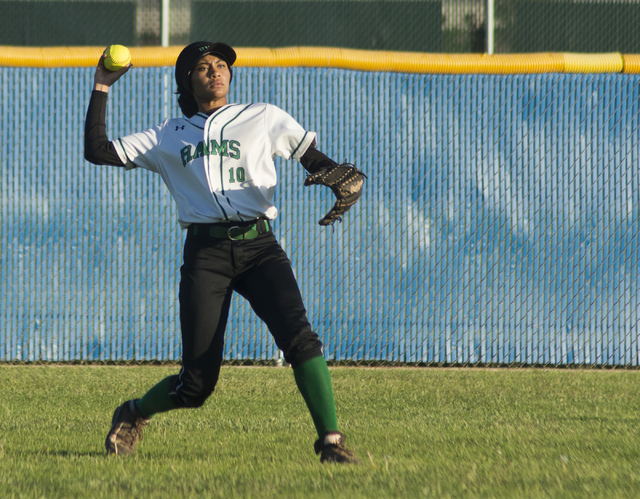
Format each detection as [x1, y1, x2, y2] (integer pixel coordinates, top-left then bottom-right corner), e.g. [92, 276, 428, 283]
[304, 162, 366, 226]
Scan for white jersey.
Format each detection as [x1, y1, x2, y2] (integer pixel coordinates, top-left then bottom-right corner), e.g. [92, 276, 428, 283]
[113, 103, 316, 228]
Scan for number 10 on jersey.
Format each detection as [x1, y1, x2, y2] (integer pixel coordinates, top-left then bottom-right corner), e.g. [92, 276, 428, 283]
[228, 167, 246, 183]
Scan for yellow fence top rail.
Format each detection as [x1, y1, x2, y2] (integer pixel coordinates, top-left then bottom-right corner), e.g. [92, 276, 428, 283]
[0, 46, 637, 74]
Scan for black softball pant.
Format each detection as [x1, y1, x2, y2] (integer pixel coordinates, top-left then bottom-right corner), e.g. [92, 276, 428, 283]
[169, 229, 323, 408]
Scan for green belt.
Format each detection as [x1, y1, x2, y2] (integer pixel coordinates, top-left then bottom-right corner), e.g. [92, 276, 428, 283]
[189, 219, 270, 240]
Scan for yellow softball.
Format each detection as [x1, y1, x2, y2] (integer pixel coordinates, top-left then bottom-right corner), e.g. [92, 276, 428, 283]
[104, 45, 131, 72]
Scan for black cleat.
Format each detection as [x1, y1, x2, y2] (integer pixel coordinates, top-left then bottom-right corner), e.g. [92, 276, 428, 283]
[314, 431, 360, 464]
[105, 399, 149, 456]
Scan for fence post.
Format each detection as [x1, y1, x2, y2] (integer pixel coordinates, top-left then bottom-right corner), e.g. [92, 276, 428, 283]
[161, 0, 170, 47]
[486, 0, 495, 54]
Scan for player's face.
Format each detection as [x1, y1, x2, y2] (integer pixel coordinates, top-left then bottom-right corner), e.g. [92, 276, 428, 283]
[190, 55, 231, 109]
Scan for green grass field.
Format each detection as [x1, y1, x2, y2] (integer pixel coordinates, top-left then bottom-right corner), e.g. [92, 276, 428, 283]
[1, 365, 639, 498]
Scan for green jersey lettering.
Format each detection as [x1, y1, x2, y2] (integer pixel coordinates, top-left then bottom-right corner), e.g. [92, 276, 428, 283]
[228, 140, 241, 160]
[180, 145, 193, 167]
[193, 140, 210, 160]
[209, 140, 228, 157]
[182, 139, 241, 167]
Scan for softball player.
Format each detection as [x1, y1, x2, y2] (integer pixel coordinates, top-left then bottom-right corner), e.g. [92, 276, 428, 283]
[84, 41, 360, 463]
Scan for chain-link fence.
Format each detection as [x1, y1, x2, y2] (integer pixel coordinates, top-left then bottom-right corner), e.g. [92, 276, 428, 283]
[1, 67, 638, 365]
[2, 0, 640, 53]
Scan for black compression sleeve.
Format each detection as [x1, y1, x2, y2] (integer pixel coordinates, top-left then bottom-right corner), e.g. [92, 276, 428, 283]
[84, 90, 125, 166]
[300, 145, 336, 174]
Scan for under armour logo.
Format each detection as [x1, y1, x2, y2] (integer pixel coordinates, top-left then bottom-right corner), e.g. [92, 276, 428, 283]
[175, 125, 185, 131]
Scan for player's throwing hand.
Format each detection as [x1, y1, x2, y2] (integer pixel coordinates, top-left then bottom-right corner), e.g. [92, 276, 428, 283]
[93, 48, 132, 92]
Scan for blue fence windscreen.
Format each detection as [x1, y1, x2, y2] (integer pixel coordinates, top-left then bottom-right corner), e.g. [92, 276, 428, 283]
[0, 67, 638, 365]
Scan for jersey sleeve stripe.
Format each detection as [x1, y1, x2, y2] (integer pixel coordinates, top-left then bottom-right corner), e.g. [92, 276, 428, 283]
[290, 131, 309, 159]
[116, 138, 137, 169]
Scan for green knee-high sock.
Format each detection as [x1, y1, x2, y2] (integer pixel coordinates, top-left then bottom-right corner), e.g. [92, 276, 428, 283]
[293, 356, 339, 437]
[135, 376, 178, 418]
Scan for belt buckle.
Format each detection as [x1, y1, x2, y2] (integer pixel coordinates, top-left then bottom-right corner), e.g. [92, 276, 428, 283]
[227, 226, 243, 240]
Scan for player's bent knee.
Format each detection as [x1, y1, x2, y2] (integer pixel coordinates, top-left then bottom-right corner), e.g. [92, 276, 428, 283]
[177, 394, 209, 408]
[169, 389, 213, 408]
[285, 334, 324, 368]
[168, 374, 216, 408]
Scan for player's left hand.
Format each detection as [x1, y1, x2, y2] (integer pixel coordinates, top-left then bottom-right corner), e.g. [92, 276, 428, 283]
[304, 162, 366, 226]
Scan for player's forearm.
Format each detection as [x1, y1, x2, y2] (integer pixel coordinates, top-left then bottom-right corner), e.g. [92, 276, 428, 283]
[84, 90, 125, 166]
[300, 146, 336, 174]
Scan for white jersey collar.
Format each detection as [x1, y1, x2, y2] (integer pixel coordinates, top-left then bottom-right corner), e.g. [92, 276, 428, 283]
[188, 106, 234, 129]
